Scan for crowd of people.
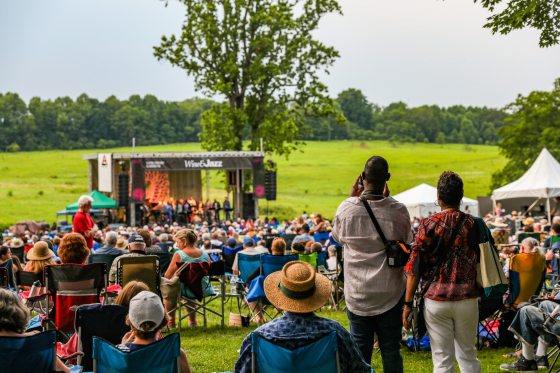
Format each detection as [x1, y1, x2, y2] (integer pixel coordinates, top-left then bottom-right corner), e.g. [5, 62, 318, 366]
[4, 155, 560, 372]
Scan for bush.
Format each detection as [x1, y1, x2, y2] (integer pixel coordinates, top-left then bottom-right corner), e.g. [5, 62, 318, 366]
[6, 143, 20, 152]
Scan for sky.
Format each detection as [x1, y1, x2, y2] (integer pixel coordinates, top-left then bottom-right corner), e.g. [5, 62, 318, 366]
[1, 0, 559, 108]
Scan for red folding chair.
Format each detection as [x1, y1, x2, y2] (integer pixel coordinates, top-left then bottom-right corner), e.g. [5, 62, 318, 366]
[44, 263, 107, 339]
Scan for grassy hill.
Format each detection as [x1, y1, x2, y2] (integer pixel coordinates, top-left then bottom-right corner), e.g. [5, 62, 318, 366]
[0, 141, 506, 227]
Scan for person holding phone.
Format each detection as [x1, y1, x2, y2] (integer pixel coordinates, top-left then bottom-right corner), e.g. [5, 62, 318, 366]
[332, 156, 412, 373]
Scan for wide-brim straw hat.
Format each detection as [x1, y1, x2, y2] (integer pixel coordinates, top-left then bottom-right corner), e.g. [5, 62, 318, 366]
[264, 261, 331, 313]
[10, 237, 24, 248]
[490, 218, 508, 228]
[27, 241, 54, 261]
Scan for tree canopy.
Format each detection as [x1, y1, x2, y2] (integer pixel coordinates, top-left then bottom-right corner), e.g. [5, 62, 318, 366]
[476, 0, 560, 47]
[490, 78, 560, 189]
[154, 0, 342, 157]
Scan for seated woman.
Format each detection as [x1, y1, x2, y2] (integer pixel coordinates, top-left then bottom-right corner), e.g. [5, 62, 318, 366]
[57, 233, 90, 265]
[117, 291, 191, 373]
[164, 229, 213, 328]
[23, 241, 56, 274]
[0, 245, 23, 275]
[0, 288, 70, 373]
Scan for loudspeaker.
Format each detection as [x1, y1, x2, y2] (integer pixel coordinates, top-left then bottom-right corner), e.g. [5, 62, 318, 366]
[117, 174, 129, 207]
[252, 158, 265, 199]
[243, 192, 256, 220]
[130, 159, 145, 203]
[264, 170, 277, 201]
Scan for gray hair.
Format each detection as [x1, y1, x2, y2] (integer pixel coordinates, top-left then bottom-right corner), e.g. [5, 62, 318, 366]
[521, 237, 540, 253]
[159, 233, 169, 242]
[105, 231, 118, 246]
[78, 195, 93, 208]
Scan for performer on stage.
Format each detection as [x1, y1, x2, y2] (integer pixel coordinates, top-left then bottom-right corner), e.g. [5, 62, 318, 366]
[224, 195, 232, 221]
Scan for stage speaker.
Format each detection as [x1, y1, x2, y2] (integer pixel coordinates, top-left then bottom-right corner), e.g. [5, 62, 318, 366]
[130, 159, 145, 203]
[243, 192, 256, 220]
[264, 170, 277, 201]
[117, 174, 129, 207]
[252, 158, 265, 199]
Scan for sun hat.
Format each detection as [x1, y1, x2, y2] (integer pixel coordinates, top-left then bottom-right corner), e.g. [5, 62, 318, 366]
[27, 241, 55, 261]
[128, 291, 165, 331]
[10, 238, 24, 248]
[264, 261, 331, 313]
[489, 217, 508, 228]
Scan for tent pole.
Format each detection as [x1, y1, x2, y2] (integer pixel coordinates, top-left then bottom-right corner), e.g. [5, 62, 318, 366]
[547, 198, 551, 223]
[526, 198, 541, 216]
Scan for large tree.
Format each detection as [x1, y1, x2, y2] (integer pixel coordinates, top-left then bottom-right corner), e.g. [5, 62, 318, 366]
[490, 78, 560, 189]
[336, 88, 375, 130]
[154, 0, 342, 157]
[476, 0, 560, 47]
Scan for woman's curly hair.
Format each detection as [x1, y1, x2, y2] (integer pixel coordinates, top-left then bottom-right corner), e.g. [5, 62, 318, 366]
[58, 233, 90, 264]
[437, 171, 464, 207]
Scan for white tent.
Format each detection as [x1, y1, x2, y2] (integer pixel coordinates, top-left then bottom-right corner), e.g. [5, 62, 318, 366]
[393, 183, 479, 218]
[492, 148, 560, 220]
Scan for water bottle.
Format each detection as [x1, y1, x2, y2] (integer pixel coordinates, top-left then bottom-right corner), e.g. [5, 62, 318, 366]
[230, 275, 239, 295]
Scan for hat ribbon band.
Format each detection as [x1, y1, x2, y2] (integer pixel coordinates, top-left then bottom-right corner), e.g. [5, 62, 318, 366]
[278, 282, 316, 300]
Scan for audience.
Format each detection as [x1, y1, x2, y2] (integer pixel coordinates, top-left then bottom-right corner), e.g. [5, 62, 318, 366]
[94, 231, 122, 255]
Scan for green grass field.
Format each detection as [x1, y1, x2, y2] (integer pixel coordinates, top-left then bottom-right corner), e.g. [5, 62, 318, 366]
[0, 141, 506, 227]
[178, 304, 510, 372]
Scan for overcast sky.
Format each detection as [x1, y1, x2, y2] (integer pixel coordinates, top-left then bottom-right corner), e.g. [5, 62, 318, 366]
[1, 0, 559, 108]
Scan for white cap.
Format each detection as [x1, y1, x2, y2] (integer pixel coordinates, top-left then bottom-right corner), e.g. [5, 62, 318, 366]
[128, 291, 165, 331]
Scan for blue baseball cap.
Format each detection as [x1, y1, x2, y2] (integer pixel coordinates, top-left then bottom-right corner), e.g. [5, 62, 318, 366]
[243, 237, 255, 247]
[226, 238, 237, 247]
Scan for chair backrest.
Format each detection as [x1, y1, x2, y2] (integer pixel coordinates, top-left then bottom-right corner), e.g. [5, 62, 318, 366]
[154, 253, 173, 276]
[10, 245, 26, 263]
[90, 253, 121, 268]
[317, 251, 327, 268]
[508, 253, 546, 307]
[299, 252, 318, 269]
[282, 234, 297, 250]
[0, 259, 17, 289]
[261, 254, 299, 276]
[238, 253, 264, 285]
[0, 267, 7, 288]
[251, 331, 339, 373]
[76, 303, 129, 371]
[117, 256, 160, 294]
[313, 232, 330, 243]
[18, 270, 43, 287]
[223, 246, 242, 273]
[178, 261, 211, 301]
[518, 232, 542, 243]
[44, 263, 108, 332]
[93, 333, 181, 373]
[0, 330, 56, 373]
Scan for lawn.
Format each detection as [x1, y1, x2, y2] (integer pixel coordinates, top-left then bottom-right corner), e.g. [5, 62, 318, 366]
[0, 141, 506, 227]
[177, 306, 511, 372]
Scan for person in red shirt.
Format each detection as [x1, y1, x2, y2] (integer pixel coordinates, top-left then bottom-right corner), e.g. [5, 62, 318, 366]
[73, 195, 95, 249]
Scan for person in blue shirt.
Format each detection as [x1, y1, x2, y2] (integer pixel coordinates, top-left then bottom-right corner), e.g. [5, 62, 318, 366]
[235, 261, 370, 373]
[94, 231, 123, 256]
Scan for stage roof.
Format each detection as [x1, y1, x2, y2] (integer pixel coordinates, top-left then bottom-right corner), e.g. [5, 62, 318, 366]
[83, 151, 264, 160]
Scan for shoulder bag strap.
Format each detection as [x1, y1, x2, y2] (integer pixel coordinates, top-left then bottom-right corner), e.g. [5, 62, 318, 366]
[360, 197, 389, 245]
[420, 212, 467, 296]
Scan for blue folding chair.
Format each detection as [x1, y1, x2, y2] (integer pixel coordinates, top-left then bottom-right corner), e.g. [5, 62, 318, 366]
[313, 232, 330, 243]
[0, 330, 57, 373]
[251, 331, 340, 373]
[238, 253, 264, 285]
[92, 333, 181, 373]
[317, 251, 327, 268]
[261, 254, 299, 276]
[223, 246, 243, 275]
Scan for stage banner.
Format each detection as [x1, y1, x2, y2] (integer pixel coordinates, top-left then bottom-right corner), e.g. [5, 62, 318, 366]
[142, 157, 254, 171]
[98, 153, 112, 192]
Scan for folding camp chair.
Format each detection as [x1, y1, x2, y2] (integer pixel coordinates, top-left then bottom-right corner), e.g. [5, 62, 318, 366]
[251, 330, 341, 373]
[44, 263, 107, 339]
[71, 303, 129, 371]
[155, 253, 173, 276]
[177, 260, 225, 329]
[313, 232, 330, 244]
[116, 255, 160, 294]
[282, 233, 297, 250]
[0, 258, 17, 290]
[10, 245, 26, 263]
[238, 253, 265, 286]
[317, 251, 327, 268]
[92, 333, 181, 373]
[223, 246, 242, 274]
[246, 254, 299, 323]
[299, 252, 318, 269]
[89, 253, 121, 269]
[18, 270, 49, 314]
[0, 330, 57, 373]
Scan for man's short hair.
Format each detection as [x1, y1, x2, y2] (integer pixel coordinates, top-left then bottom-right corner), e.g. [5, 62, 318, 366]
[105, 231, 118, 246]
[552, 224, 560, 234]
[437, 171, 464, 207]
[301, 224, 310, 233]
[363, 156, 390, 184]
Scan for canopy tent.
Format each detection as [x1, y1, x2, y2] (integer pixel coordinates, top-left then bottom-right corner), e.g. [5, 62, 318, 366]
[393, 183, 479, 218]
[492, 148, 560, 221]
[66, 191, 117, 211]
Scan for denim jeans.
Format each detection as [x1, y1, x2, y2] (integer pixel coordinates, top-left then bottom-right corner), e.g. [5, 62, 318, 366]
[509, 300, 560, 345]
[347, 299, 403, 373]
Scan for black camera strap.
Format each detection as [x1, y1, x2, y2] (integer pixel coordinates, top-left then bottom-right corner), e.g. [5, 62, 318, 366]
[360, 197, 389, 245]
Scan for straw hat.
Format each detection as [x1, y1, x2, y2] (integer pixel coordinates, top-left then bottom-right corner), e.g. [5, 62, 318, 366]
[523, 217, 535, 226]
[27, 241, 54, 261]
[489, 217, 508, 228]
[264, 261, 331, 313]
[10, 237, 24, 248]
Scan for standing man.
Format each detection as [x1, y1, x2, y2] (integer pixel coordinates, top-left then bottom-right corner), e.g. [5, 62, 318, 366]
[213, 199, 222, 223]
[332, 156, 412, 373]
[224, 196, 232, 221]
[73, 195, 95, 249]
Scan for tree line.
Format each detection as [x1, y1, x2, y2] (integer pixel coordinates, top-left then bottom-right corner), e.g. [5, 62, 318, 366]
[0, 89, 507, 152]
